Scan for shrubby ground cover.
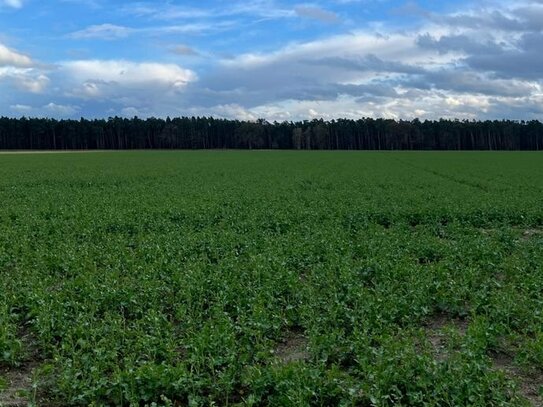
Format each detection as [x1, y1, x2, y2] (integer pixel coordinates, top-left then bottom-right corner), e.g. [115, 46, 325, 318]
[0, 151, 542, 406]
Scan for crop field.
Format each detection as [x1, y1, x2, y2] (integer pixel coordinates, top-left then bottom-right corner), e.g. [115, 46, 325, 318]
[0, 151, 542, 407]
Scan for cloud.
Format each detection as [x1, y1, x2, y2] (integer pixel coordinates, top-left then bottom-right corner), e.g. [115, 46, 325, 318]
[120, 106, 141, 117]
[59, 0, 102, 8]
[294, 5, 339, 23]
[196, 31, 447, 110]
[170, 45, 200, 56]
[1, 0, 22, 9]
[4, 0, 543, 121]
[0, 43, 48, 94]
[0, 67, 50, 93]
[70, 24, 133, 40]
[122, 1, 294, 20]
[169, 0, 541, 121]
[464, 32, 543, 80]
[14, 72, 50, 93]
[68, 21, 236, 40]
[416, 34, 503, 56]
[61, 60, 196, 89]
[220, 31, 439, 71]
[9, 103, 31, 112]
[0, 43, 32, 67]
[7, 102, 79, 118]
[44, 102, 79, 116]
[186, 103, 258, 121]
[50, 60, 197, 116]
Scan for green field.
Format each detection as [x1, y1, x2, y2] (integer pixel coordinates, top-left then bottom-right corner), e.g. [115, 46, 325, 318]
[1, 151, 542, 406]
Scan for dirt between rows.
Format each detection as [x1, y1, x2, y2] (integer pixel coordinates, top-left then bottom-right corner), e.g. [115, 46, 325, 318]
[0, 329, 41, 407]
[425, 313, 542, 407]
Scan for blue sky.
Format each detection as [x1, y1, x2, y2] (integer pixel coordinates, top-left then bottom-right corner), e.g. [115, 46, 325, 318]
[1, 0, 542, 120]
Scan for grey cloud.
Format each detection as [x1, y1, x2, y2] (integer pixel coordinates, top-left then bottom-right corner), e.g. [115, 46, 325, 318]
[1, 0, 23, 9]
[70, 24, 132, 40]
[437, 10, 525, 31]
[510, 5, 543, 31]
[305, 55, 425, 75]
[403, 70, 536, 98]
[123, 1, 294, 21]
[294, 6, 339, 23]
[465, 32, 543, 80]
[68, 22, 236, 40]
[7, 0, 543, 121]
[416, 34, 504, 56]
[170, 45, 200, 56]
[434, 4, 543, 33]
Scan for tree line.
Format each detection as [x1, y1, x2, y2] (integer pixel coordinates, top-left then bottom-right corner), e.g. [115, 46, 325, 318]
[0, 116, 542, 150]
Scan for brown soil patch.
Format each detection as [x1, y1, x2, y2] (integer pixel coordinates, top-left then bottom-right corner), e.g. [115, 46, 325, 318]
[424, 313, 468, 360]
[521, 229, 543, 241]
[0, 329, 41, 407]
[274, 330, 309, 363]
[0, 363, 37, 407]
[491, 352, 543, 407]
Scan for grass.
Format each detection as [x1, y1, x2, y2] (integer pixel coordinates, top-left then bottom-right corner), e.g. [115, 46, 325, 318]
[0, 151, 542, 406]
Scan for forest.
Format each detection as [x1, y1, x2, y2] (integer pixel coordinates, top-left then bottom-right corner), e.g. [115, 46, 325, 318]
[0, 116, 542, 150]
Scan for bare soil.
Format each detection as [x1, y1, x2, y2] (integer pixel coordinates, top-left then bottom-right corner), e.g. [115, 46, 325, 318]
[274, 330, 309, 363]
[424, 313, 468, 360]
[522, 229, 543, 241]
[424, 314, 542, 406]
[491, 351, 543, 407]
[0, 329, 41, 407]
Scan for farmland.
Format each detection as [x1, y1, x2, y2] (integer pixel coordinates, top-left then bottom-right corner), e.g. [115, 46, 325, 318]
[0, 151, 542, 406]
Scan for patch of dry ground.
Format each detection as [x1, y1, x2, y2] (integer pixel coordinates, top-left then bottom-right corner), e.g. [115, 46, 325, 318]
[479, 228, 542, 241]
[521, 229, 543, 241]
[274, 329, 309, 363]
[424, 313, 468, 361]
[425, 313, 542, 406]
[0, 329, 41, 407]
[491, 351, 543, 407]
[0, 364, 37, 407]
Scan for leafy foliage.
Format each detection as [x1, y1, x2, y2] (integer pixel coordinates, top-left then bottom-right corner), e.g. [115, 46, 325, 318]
[0, 151, 541, 406]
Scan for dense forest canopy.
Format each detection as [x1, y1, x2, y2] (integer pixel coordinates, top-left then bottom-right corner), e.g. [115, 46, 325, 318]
[0, 116, 542, 150]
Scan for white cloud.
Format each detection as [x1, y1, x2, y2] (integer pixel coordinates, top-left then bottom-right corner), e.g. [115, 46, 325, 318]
[0, 67, 50, 93]
[122, 1, 294, 20]
[120, 106, 141, 117]
[193, 103, 258, 121]
[0, 44, 49, 93]
[16, 73, 50, 93]
[241, 92, 492, 122]
[221, 31, 450, 71]
[9, 103, 31, 112]
[0, 43, 32, 67]
[70, 24, 133, 40]
[61, 60, 196, 89]
[44, 102, 79, 116]
[48, 60, 198, 114]
[4, 0, 543, 120]
[170, 44, 200, 56]
[294, 5, 339, 23]
[1, 0, 23, 9]
[68, 22, 236, 40]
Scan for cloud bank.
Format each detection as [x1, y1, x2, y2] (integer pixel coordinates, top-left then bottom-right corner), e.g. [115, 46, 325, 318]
[2, 0, 543, 120]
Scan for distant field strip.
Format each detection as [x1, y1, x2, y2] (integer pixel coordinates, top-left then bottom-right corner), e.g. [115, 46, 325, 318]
[0, 151, 542, 406]
[0, 150, 114, 154]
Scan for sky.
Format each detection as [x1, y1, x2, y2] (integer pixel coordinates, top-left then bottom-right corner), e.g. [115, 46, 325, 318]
[1, 0, 543, 121]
